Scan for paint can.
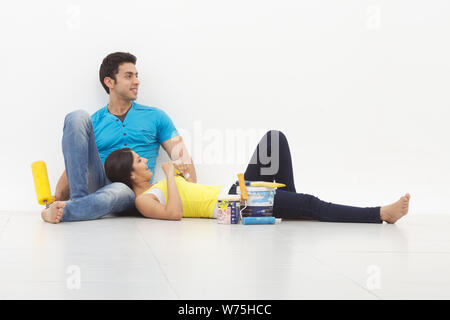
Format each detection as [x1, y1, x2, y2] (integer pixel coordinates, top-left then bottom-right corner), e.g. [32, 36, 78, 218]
[216, 195, 241, 224]
[236, 186, 276, 217]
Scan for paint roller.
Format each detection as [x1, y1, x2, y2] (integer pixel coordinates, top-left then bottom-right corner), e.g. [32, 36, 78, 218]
[31, 161, 54, 208]
[174, 168, 190, 180]
[173, 148, 190, 180]
[237, 173, 276, 225]
[246, 181, 285, 188]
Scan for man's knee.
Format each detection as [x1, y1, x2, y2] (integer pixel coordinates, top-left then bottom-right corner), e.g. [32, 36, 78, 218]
[64, 109, 92, 129]
[108, 182, 136, 202]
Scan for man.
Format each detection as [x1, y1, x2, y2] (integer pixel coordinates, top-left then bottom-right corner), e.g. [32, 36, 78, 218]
[41, 52, 196, 223]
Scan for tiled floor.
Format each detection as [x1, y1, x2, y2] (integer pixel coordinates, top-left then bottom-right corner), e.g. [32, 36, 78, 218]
[0, 211, 449, 299]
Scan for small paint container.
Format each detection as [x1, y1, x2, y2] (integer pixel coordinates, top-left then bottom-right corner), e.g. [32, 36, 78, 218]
[216, 195, 241, 224]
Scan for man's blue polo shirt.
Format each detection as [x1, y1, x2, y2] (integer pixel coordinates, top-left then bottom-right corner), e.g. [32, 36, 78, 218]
[91, 101, 179, 183]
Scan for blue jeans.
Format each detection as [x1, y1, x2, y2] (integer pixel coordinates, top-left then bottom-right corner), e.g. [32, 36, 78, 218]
[60, 110, 136, 222]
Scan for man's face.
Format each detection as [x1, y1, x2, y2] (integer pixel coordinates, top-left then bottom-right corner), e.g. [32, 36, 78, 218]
[108, 62, 140, 100]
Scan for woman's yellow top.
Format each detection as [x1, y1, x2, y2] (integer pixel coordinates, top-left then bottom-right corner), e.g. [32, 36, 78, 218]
[142, 175, 223, 218]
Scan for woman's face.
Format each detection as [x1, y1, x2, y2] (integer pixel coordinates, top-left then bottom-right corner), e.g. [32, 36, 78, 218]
[130, 150, 153, 183]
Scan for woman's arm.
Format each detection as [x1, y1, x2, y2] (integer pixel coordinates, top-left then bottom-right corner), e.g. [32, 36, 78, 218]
[135, 162, 183, 220]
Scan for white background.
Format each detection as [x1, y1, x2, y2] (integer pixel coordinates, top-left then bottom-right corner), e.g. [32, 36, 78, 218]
[0, 0, 449, 214]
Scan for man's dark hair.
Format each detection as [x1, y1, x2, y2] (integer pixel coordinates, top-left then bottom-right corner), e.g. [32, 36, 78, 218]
[104, 148, 134, 189]
[99, 52, 137, 94]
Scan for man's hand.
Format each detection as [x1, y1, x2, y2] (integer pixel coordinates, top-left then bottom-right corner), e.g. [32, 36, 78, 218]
[161, 136, 197, 183]
[172, 158, 190, 179]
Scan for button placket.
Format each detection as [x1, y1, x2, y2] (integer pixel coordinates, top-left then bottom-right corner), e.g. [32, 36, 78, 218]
[122, 122, 127, 146]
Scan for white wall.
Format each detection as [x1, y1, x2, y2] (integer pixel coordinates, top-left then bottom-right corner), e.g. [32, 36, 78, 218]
[1, 0, 449, 214]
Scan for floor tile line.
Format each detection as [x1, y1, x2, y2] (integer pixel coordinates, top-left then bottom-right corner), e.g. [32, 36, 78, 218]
[0, 213, 13, 241]
[310, 255, 382, 300]
[135, 223, 181, 299]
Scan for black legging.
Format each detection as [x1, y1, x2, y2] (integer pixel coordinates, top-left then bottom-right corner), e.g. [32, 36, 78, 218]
[228, 130, 382, 223]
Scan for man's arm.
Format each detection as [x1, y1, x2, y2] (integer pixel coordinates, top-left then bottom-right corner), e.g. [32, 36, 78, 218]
[161, 136, 197, 183]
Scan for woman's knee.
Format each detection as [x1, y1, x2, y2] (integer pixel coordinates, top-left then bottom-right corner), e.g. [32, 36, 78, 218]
[261, 130, 288, 148]
[261, 130, 289, 156]
[266, 130, 287, 141]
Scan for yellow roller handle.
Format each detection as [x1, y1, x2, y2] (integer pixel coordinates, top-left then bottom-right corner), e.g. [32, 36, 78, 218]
[249, 181, 286, 188]
[174, 168, 190, 180]
[31, 161, 53, 206]
[237, 173, 248, 201]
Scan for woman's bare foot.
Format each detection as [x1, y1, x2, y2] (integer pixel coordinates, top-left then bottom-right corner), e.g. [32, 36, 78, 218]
[41, 201, 66, 224]
[380, 193, 411, 223]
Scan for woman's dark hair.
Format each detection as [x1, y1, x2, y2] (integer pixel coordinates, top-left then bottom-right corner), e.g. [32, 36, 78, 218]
[99, 52, 137, 94]
[104, 148, 134, 189]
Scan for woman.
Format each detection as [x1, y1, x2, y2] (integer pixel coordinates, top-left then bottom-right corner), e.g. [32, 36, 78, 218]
[104, 130, 410, 223]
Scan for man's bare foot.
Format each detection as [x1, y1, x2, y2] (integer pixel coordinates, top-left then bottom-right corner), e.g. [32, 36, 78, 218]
[41, 201, 66, 224]
[380, 193, 411, 224]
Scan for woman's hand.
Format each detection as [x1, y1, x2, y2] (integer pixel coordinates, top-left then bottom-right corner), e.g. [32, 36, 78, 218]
[162, 161, 175, 176]
[172, 159, 190, 179]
